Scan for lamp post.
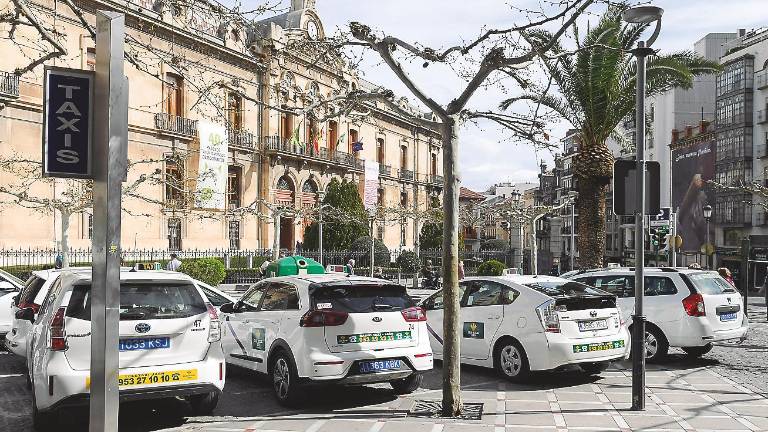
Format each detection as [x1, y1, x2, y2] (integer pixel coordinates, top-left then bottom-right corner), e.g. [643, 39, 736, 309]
[568, 191, 578, 271]
[318, 190, 325, 266]
[703, 204, 713, 269]
[623, 4, 664, 412]
[511, 190, 522, 270]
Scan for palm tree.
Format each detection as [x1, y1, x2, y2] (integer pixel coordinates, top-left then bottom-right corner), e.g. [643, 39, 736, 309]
[500, 5, 721, 269]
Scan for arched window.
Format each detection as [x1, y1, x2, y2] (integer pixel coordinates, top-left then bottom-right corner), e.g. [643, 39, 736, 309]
[275, 175, 295, 205]
[376, 137, 385, 163]
[277, 175, 294, 191]
[302, 180, 318, 194]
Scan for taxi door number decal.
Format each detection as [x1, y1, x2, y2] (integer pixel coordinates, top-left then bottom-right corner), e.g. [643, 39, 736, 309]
[337, 331, 411, 344]
[463, 322, 484, 339]
[251, 328, 266, 351]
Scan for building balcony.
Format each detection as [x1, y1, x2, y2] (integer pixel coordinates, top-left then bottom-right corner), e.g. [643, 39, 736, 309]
[398, 168, 414, 181]
[757, 69, 768, 90]
[429, 174, 444, 186]
[463, 227, 479, 240]
[261, 136, 358, 169]
[155, 113, 198, 138]
[0, 71, 19, 98]
[379, 163, 392, 176]
[227, 126, 256, 151]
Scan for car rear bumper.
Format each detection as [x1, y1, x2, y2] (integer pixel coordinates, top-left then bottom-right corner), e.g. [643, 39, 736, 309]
[534, 329, 630, 371]
[667, 317, 749, 347]
[301, 347, 433, 383]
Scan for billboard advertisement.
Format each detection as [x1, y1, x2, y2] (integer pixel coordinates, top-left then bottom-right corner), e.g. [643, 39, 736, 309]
[671, 139, 715, 252]
[196, 121, 228, 210]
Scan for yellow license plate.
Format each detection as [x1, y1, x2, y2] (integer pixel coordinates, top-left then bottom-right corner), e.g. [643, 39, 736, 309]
[86, 369, 198, 389]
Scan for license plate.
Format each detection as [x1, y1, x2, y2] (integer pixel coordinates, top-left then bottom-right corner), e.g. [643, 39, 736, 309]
[578, 319, 608, 332]
[119, 337, 170, 351]
[720, 312, 737, 321]
[86, 369, 197, 389]
[359, 359, 402, 373]
[573, 340, 625, 353]
[337, 331, 411, 345]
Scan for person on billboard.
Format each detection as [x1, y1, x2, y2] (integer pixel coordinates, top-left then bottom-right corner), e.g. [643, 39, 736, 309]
[678, 174, 708, 251]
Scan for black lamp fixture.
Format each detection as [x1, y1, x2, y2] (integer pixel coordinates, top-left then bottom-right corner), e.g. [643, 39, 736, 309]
[703, 204, 713, 221]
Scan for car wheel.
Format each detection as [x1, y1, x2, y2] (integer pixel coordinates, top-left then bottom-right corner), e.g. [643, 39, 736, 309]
[682, 343, 713, 358]
[644, 326, 669, 363]
[581, 362, 610, 375]
[31, 386, 56, 432]
[270, 352, 302, 406]
[188, 391, 219, 415]
[390, 373, 423, 395]
[495, 339, 530, 382]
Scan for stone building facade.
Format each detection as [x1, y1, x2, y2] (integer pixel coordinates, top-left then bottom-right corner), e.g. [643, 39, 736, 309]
[0, 0, 443, 252]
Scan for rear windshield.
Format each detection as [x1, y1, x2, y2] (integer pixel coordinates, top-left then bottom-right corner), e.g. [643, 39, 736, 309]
[688, 273, 737, 295]
[311, 283, 413, 313]
[16, 275, 47, 306]
[66, 283, 207, 321]
[524, 280, 612, 298]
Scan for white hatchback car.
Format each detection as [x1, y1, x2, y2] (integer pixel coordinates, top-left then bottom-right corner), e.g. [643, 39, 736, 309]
[421, 275, 629, 381]
[220, 274, 433, 406]
[0, 269, 24, 338]
[24, 270, 225, 430]
[569, 267, 748, 362]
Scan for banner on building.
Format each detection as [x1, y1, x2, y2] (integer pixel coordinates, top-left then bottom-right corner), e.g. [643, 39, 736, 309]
[671, 139, 715, 252]
[42, 67, 95, 179]
[363, 160, 379, 211]
[196, 121, 228, 210]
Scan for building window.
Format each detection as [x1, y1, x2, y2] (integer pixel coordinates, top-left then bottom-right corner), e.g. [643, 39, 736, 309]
[229, 220, 241, 250]
[400, 145, 408, 170]
[168, 218, 182, 251]
[165, 158, 184, 208]
[376, 138, 385, 163]
[377, 224, 385, 241]
[84, 213, 93, 239]
[400, 223, 406, 246]
[400, 191, 408, 207]
[327, 120, 338, 152]
[377, 188, 384, 206]
[86, 48, 95, 71]
[280, 108, 294, 142]
[349, 129, 359, 154]
[227, 166, 242, 209]
[430, 152, 438, 176]
[164, 72, 184, 117]
[227, 92, 243, 130]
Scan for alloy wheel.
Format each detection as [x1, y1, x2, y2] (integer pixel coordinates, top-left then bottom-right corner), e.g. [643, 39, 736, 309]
[645, 331, 659, 359]
[273, 358, 290, 400]
[500, 345, 522, 377]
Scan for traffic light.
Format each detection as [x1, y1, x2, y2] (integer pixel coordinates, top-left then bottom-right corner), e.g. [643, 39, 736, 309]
[649, 228, 660, 247]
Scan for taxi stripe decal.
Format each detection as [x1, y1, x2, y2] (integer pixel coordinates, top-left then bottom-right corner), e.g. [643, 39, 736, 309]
[225, 316, 248, 355]
[426, 323, 443, 345]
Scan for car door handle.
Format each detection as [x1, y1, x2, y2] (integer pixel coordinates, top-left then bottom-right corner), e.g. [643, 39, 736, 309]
[488, 315, 501, 320]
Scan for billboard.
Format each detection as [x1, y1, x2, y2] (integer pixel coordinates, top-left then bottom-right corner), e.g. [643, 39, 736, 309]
[196, 121, 228, 210]
[42, 67, 94, 178]
[671, 139, 715, 252]
[363, 160, 378, 211]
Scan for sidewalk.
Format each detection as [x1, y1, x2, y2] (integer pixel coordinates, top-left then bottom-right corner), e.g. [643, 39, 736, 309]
[170, 362, 768, 432]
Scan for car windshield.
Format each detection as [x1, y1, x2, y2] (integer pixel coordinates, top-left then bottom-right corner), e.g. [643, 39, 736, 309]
[688, 273, 737, 295]
[66, 282, 207, 321]
[524, 280, 611, 297]
[311, 283, 413, 313]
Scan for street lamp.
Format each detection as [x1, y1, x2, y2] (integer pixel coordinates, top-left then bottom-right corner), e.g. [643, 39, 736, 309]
[623, 4, 663, 412]
[317, 190, 325, 266]
[511, 191, 523, 270]
[568, 191, 578, 271]
[703, 204, 713, 269]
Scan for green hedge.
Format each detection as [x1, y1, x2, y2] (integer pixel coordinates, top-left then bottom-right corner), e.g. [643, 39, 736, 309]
[477, 260, 505, 276]
[179, 258, 227, 286]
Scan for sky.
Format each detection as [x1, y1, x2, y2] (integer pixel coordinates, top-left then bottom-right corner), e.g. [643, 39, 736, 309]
[290, 0, 768, 192]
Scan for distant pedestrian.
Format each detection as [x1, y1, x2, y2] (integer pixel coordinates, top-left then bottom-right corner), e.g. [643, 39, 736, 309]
[346, 258, 355, 275]
[54, 254, 63, 269]
[458, 260, 465, 280]
[166, 253, 182, 271]
[718, 267, 734, 286]
[688, 262, 702, 270]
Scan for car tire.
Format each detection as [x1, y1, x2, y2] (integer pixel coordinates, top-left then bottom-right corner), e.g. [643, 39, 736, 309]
[270, 352, 302, 407]
[644, 326, 669, 363]
[495, 338, 530, 382]
[682, 343, 713, 358]
[581, 361, 610, 375]
[31, 387, 56, 432]
[188, 391, 219, 415]
[390, 373, 423, 395]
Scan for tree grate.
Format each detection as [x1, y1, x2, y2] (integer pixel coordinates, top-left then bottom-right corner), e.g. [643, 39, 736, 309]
[408, 400, 484, 420]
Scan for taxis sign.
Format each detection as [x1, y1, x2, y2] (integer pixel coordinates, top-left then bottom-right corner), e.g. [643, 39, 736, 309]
[42, 67, 94, 178]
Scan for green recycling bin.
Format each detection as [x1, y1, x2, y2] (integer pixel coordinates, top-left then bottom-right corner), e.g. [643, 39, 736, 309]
[265, 256, 325, 277]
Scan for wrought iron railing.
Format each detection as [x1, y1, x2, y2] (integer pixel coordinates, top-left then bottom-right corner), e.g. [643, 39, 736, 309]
[0, 71, 19, 98]
[379, 164, 392, 176]
[227, 126, 255, 150]
[399, 168, 414, 181]
[154, 113, 198, 137]
[262, 136, 355, 167]
[429, 174, 444, 185]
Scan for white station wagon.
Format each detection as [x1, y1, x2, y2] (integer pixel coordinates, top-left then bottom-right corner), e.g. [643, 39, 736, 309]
[421, 275, 630, 381]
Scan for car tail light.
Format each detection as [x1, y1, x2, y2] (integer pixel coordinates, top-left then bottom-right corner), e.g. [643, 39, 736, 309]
[49, 307, 67, 351]
[206, 303, 221, 343]
[682, 293, 706, 317]
[401, 307, 427, 322]
[299, 310, 349, 327]
[19, 301, 40, 314]
[535, 300, 561, 333]
[414, 353, 433, 358]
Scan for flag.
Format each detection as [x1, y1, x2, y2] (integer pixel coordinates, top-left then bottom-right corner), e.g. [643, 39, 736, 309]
[291, 118, 305, 149]
[314, 127, 323, 154]
[352, 141, 363, 152]
[337, 132, 347, 150]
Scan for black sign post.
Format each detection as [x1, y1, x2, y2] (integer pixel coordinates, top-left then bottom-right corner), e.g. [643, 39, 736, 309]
[42, 67, 95, 178]
[612, 159, 661, 217]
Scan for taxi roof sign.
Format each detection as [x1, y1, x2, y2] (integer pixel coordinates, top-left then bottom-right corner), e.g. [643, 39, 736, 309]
[266, 256, 325, 277]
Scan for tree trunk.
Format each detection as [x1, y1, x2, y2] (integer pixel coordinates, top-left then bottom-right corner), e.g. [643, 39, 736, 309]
[529, 217, 538, 275]
[272, 212, 281, 260]
[60, 210, 71, 268]
[576, 177, 607, 269]
[413, 219, 420, 289]
[441, 115, 462, 417]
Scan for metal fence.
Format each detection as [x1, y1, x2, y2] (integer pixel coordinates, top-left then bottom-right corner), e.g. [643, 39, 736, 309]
[0, 247, 511, 284]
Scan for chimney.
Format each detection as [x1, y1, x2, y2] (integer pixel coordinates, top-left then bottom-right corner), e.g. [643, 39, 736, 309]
[699, 120, 710, 134]
[671, 129, 680, 144]
[685, 125, 693, 138]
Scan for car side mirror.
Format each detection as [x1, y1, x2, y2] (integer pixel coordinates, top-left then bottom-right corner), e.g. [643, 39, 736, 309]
[15, 307, 35, 323]
[219, 302, 235, 314]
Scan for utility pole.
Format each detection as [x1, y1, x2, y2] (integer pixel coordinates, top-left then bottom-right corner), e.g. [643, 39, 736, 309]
[318, 191, 324, 265]
[91, 10, 128, 432]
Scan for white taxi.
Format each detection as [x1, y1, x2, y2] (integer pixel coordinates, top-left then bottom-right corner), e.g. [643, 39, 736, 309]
[0, 269, 24, 338]
[421, 275, 629, 381]
[24, 270, 225, 430]
[220, 273, 433, 406]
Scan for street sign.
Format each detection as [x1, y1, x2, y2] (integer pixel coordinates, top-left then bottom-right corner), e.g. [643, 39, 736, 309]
[650, 206, 671, 227]
[612, 160, 661, 216]
[42, 67, 94, 178]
